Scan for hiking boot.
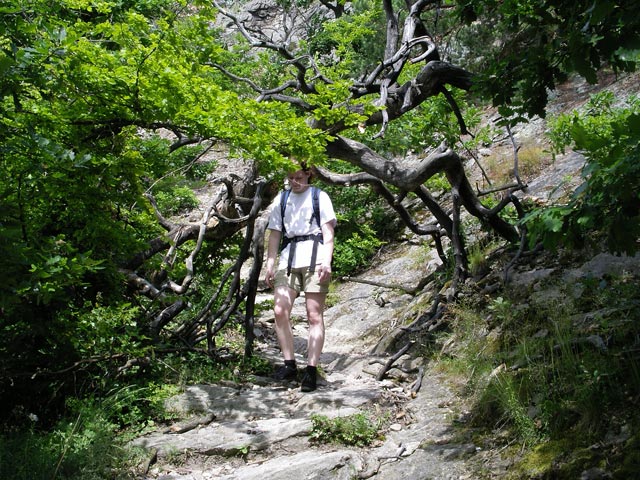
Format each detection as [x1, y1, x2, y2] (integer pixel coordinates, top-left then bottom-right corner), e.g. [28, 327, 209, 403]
[300, 367, 317, 392]
[273, 364, 298, 381]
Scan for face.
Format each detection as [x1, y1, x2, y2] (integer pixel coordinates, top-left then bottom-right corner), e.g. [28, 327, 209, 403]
[287, 169, 312, 192]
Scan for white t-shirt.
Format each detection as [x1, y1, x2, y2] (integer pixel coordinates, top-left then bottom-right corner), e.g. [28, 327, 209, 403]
[268, 187, 337, 270]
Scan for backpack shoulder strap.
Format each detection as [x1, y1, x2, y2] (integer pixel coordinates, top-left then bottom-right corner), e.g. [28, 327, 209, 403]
[279, 189, 292, 252]
[310, 186, 321, 228]
[279, 189, 292, 236]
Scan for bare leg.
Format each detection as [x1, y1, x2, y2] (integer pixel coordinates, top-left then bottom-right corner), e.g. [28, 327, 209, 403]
[273, 285, 297, 361]
[304, 292, 326, 367]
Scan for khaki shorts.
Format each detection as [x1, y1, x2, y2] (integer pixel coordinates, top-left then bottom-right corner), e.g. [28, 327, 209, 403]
[274, 266, 330, 294]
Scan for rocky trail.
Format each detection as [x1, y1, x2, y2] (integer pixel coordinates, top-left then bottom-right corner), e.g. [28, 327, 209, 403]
[132, 233, 478, 479]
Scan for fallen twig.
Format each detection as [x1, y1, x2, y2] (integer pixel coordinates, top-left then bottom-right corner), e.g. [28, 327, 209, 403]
[376, 341, 414, 381]
[341, 273, 434, 295]
[411, 366, 425, 394]
[163, 412, 217, 434]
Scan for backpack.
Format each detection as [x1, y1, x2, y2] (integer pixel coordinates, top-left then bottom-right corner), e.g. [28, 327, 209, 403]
[279, 185, 321, 236]
[279, 186, 323, 274]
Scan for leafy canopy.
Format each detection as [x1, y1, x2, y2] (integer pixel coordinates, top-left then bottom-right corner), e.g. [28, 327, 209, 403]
[0, 0, 332, 419]
[456, 0, 640, 119]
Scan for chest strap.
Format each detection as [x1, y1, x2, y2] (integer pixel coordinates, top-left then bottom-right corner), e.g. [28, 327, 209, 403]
[281, 233, 323, 276]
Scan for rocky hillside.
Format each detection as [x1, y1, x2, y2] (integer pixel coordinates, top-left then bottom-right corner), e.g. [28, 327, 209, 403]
[130, 71, 640, 479]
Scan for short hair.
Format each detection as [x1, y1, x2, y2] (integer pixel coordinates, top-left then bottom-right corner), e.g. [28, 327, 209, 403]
[287, 159, 313, 180]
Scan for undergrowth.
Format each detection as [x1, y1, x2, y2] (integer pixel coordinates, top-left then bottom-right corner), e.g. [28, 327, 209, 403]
[437, 261, 640, 479]
[0, 348, 272, 480]
[309, 411, 387, 447]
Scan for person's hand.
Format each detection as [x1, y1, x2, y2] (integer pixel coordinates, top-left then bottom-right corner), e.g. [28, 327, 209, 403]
[317, 264, 331, 283]
[265, 267, 275, 288]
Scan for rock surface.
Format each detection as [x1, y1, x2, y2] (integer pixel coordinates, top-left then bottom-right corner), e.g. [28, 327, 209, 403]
[132, 232, 476, 479]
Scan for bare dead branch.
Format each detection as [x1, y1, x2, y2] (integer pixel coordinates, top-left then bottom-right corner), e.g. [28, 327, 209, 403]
[177, 263, 236, 344]
[449, 183, 468, 295]
[244, 213, 270, 358]
[324, 137, 451, 190]
[382, 0, 399, 61]
[414, 186, 453, 236]
[439, 85, 470, 135]
[502, 194, 529, 283]
[340, 275, 425, 295]
[212, 0, 315, 94]
[144, 192, 176, 231]
[163, 182, 224, 295]
[376, 341, 414, 381]
[150, 300, 187, 337]
[122, 270, 162, 298]
[506, 124, 525, 187]
[211, 62, 270, 92]
[175, 181, 270, 351]
[317, 0, 344, 17]
[323, 136, 516, 242]
[404, 294, 443, 332]
[411, 365, 425, 394]
[314, 165, 446, 247]
[477, 181, 525, 197]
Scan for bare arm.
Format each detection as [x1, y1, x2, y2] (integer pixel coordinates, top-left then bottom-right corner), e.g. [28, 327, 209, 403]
[265, 229, 281, 288]
[317, 221, 335, 283]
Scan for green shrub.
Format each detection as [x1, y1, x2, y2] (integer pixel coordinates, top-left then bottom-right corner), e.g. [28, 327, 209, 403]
[524, 91, 640, 255]
[309, 412, 384, 447]
[155, 186, 200, 216]
[0, 398, 141, 480]
[320, 178, 393, 277]
[333, 229, 384, 277]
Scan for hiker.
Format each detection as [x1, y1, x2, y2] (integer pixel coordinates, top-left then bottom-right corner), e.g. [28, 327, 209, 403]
[264, 162, 337, 392]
